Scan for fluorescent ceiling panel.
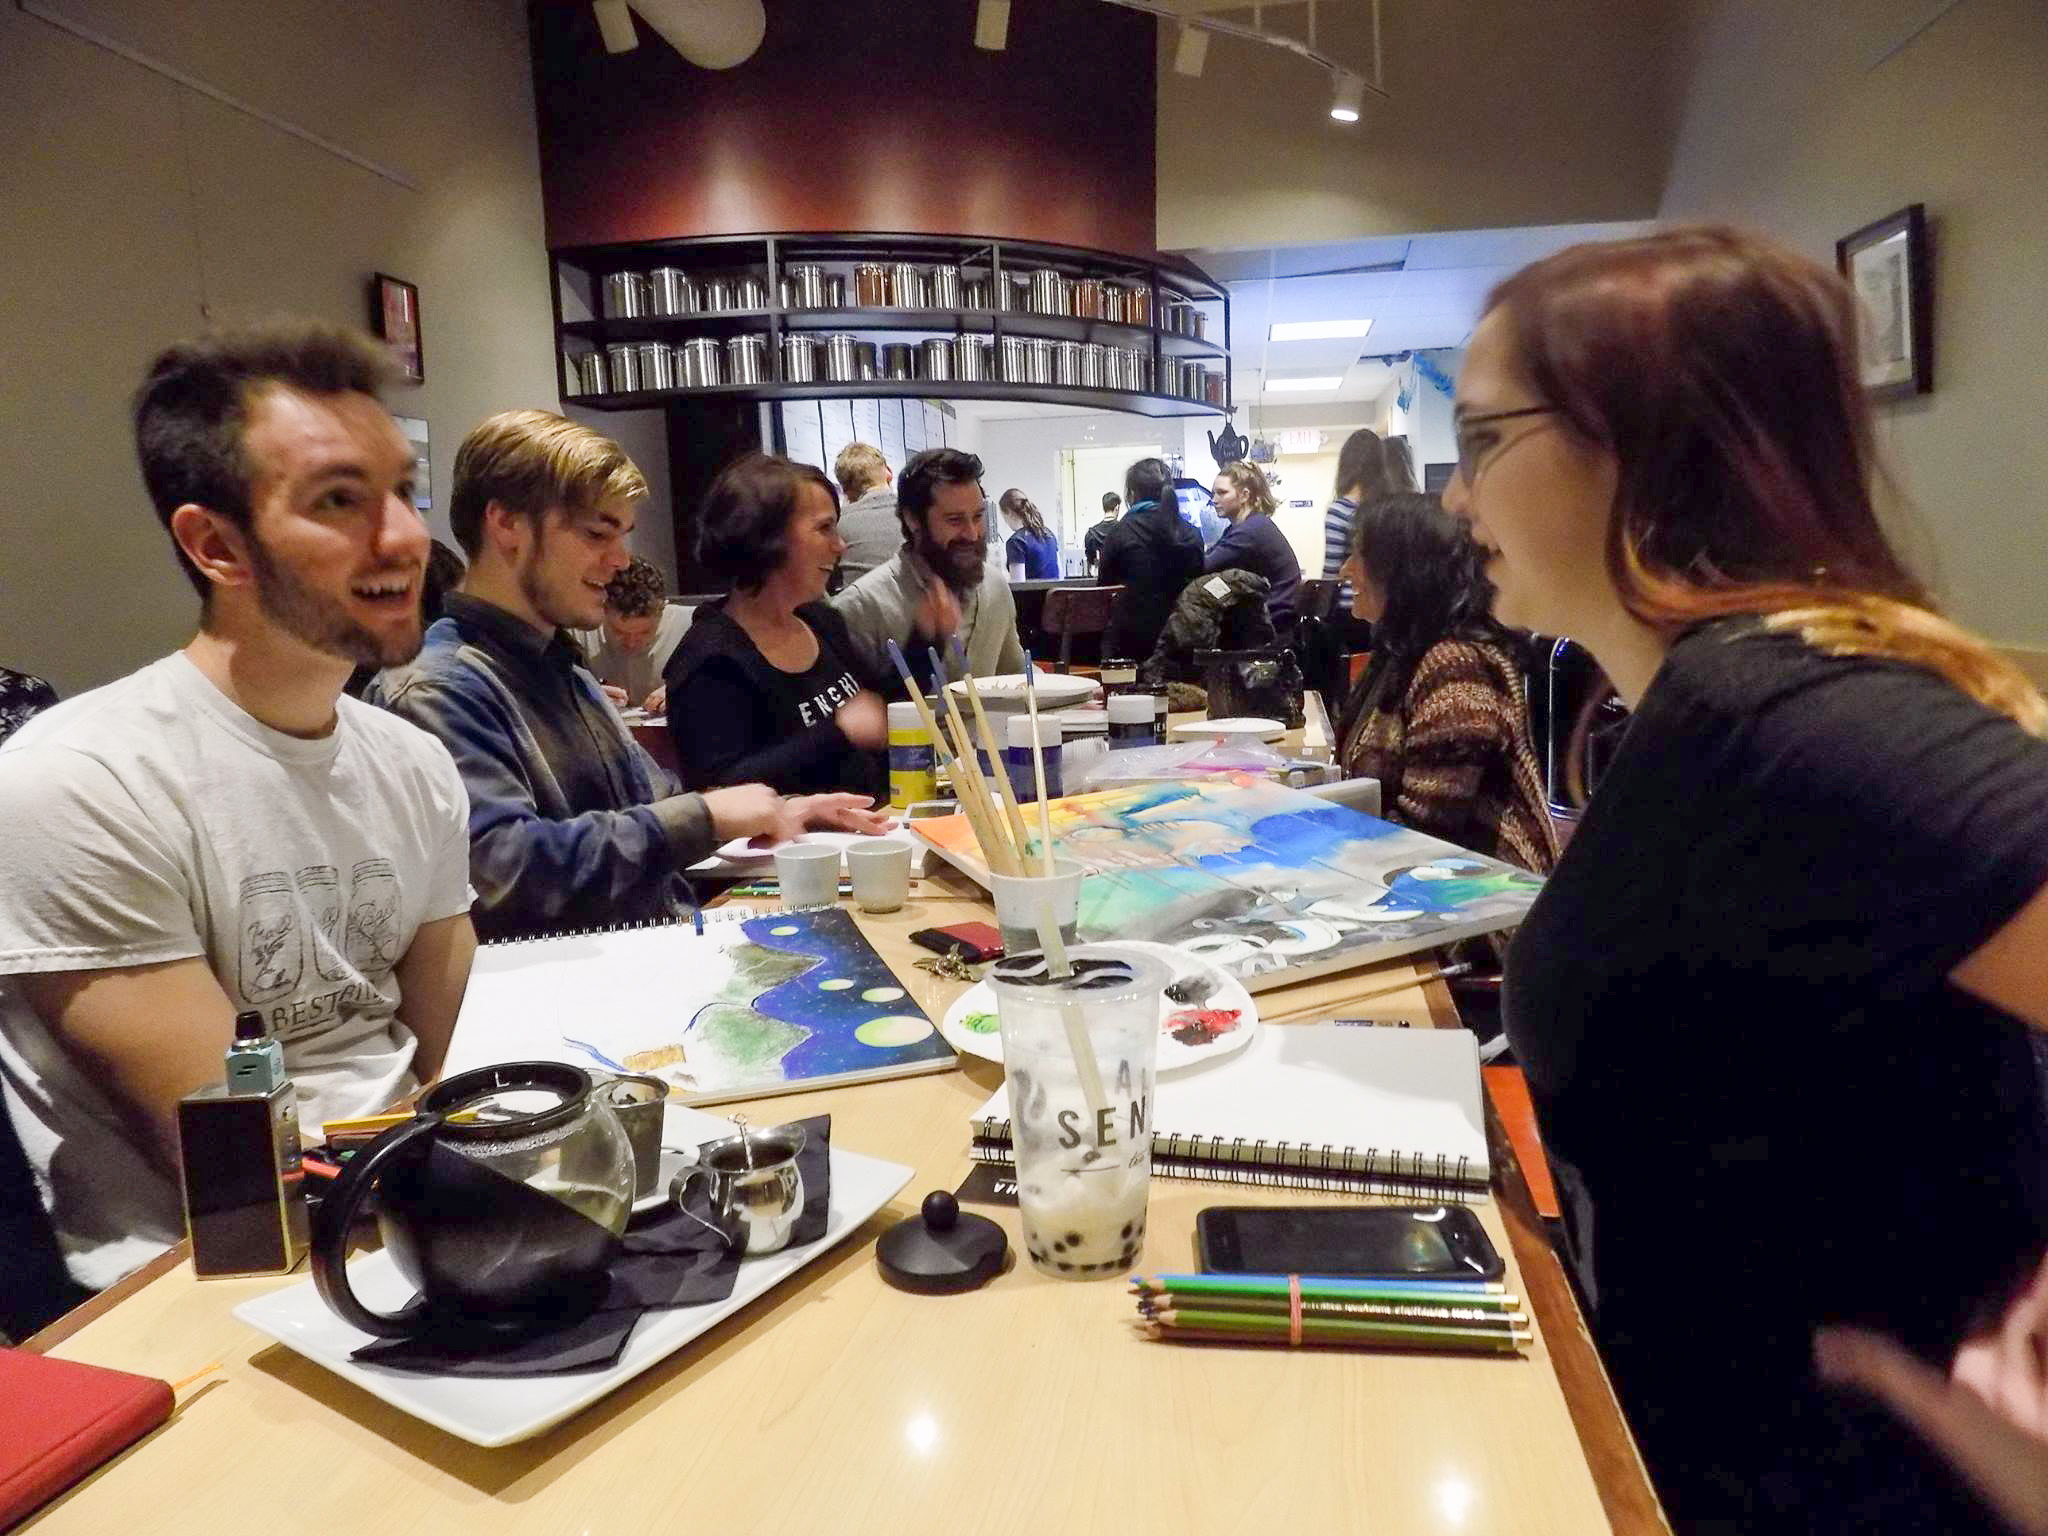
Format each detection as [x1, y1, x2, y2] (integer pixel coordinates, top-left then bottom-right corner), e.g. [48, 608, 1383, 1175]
[1264, 376, 1345, 392]
[1269, 319, 1374, 341]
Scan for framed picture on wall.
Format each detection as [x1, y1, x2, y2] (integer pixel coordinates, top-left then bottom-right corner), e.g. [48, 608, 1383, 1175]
[371, 273, 425, 385]
[1836, 204, 1931, 401]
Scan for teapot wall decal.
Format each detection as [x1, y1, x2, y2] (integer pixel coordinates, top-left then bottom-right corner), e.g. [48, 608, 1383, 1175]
[1207, 416, 1249, 469]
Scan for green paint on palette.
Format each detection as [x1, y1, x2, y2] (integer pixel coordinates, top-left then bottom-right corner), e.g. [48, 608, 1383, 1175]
[855, 1015, 935, 1048]
[961, 1011, 1000, 1035]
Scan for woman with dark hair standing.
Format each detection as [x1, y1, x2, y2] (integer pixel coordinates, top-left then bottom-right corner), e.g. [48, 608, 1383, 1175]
[997, 488, 1059, 579]
[1096, 455, 1203, 662]
[1455, 225, 2048, 1533]
[666, 452, 888, 798]
[1206, 460, 1301, 630]
[1321, 428, 1417, 581]
[1335, 493, 1553, 873]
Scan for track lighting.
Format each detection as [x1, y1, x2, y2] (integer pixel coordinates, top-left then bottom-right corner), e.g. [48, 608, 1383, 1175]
[1329, 71, 1364, 122]
[975, 0, 1011, 51]
[1174, 23, 1209, 77]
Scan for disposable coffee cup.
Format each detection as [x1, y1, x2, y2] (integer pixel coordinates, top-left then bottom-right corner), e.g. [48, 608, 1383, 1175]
[845, 840, 911, 913]
[773, 842, 842, 909]
[986, 945, 1168, 1279]
[988, 858, 1083, 959]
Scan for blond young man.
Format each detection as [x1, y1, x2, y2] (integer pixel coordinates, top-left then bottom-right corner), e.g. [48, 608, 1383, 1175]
[831, 441, 898, 584]
[370, 411, 882, 941]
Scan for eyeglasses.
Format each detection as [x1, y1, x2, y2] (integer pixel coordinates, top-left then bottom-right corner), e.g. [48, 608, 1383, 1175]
[1454, 406, 1558, 485]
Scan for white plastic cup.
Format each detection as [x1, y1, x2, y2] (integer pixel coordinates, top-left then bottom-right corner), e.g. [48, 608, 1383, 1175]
[988, 858, 1084, 958]
[773, 842, 842, 909]
[986, 944, 1168, 1278]
[845, 840, 911, 913]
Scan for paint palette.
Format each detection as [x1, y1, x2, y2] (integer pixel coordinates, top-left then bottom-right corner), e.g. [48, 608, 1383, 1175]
[937, 940, 1258, 1073]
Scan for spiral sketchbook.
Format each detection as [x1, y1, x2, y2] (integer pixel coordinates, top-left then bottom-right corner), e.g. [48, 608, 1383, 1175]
[969, 1022, 1490, 1202]
[442, 906, 956, 1106]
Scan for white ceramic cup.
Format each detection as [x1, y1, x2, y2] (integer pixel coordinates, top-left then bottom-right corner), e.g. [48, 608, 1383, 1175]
[988, 858, 1085, 958]
[845, 840, 911, 913]
[773, 842, 842, 909]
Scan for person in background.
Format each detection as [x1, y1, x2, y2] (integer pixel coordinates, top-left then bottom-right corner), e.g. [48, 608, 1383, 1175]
[0, 321, 478, 1293]
[833, 447, 1026, 690]
[1321, 428, 1417, 583]
[1205, 460, 1301, 631]
[998, 489, 1059, 580]
[579, 555, 688, 713]
[1457, 224, 2048, 1533]
[1335, 493, 1553, 873]
[1096, 456, 1203, 663]
[344, 537, 464, 698]
[831, 441, 897, 585]
[374, 415, 879, 941]
[0, 667, 58, 747]
[1084, 491, 1120, 572]
[667, 452, 891, 799]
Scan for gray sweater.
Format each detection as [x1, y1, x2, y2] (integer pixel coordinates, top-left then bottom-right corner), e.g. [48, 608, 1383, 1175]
[831, 548, 1026, 688]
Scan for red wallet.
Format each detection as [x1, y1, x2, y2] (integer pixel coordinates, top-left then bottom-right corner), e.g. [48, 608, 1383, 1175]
[0, 1348, 173, 1526]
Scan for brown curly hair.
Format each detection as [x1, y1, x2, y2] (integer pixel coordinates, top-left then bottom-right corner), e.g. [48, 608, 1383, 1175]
[603, 555, 667, 618]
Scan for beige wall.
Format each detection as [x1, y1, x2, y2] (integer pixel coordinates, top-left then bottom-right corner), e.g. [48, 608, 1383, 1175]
[1156, 0, 1691, 250]
[1660, 0, 2048, 647]
[0, 0, 569, 696]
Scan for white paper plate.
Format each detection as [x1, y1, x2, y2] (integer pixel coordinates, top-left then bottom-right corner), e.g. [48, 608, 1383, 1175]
[945, 672, 1099, 711]
[936, 940, 1259, 1073]
[235, 1104, 913, 1447]
[1167, 716, 1288, 743]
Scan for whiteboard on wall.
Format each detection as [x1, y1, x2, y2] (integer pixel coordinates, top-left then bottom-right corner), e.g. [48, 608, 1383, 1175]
[852, 398, 882, 460]
[902, 400, 927, 456]
[781, 402, 826, 475]
[878, 399, 905, 467]
[819, 400, 856, 485]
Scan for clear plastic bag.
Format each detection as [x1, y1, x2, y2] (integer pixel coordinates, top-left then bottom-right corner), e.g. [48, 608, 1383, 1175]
[1073, 739, 1291, 789]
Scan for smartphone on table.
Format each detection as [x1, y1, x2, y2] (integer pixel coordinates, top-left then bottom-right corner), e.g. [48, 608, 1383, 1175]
[1195, 1204, 1504, 1282]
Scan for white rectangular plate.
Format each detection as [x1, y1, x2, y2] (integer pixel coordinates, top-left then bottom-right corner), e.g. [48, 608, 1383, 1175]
[234, 1107, 913, 1447]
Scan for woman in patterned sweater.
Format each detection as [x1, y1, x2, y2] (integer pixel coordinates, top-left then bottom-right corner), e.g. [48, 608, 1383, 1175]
[1335, 493, 1557, 874]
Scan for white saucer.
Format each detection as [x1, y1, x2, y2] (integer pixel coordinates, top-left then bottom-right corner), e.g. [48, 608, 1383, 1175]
[945, 672, 1099, 712]
[1167, 716, 1288, 743]
[937, 940, 1260, 1073]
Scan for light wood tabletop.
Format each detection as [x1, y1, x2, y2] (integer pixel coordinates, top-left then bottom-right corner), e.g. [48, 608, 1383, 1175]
[25, 872, 1667, 1536]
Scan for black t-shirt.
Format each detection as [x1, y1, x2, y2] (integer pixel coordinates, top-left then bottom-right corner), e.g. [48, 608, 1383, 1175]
[1506, 618, 2048, 1531]
[664, 601, 886, 800]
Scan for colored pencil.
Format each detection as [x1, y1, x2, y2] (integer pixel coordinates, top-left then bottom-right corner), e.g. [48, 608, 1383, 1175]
[1138, 1316, 1529, 1354]
[1133, 1273, 1511, 1303]
[1148, 1304, 1529, 1343]
[1135, 1294, 1528, 1327]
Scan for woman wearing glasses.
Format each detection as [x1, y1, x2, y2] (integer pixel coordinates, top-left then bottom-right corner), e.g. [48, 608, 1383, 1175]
[1334, 491, 1555, 873]
[1455, 226, 2048, 1533]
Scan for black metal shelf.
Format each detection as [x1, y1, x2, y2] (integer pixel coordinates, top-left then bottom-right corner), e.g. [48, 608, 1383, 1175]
[774, 308, 996, 335]
[559, 311, 777, 342]
[567, 378, 1226, 419]
[564, 308, 1226, 355]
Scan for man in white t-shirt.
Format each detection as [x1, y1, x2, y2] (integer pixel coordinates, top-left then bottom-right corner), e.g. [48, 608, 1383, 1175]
[0, 321, 478, 1293]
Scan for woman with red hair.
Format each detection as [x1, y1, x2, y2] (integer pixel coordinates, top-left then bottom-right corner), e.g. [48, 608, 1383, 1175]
[1455, 225, 2048, 1532]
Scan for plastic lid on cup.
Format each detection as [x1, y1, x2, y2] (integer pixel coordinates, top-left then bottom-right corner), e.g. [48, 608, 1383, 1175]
[985, 943, 1169, 1003]
[887, 701, 923, 731]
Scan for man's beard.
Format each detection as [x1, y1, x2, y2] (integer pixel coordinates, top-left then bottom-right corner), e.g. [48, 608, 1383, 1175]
[914, 529, 985, 592]
[516, 522, 591, 631]
[249, 540, 423, 667]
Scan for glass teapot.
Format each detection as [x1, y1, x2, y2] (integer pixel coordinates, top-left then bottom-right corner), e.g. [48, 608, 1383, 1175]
[311, 1061, 635, 1339]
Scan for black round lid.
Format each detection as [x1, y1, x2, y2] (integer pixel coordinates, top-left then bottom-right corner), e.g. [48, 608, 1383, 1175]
[876, 1191, 1009, 1295]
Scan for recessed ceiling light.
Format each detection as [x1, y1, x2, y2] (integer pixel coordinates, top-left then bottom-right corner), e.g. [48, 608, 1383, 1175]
[1264, 376, 1345, 393]
[1269, 319, 1374, 341]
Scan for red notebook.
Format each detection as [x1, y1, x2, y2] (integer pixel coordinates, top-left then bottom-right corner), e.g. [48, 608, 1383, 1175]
[0, 1349, 173, 1526]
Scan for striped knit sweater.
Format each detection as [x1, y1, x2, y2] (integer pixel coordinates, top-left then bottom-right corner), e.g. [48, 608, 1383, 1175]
[1339, 635, 1559, 875]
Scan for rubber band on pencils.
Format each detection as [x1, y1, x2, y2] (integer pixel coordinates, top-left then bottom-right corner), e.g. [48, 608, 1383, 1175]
[1288, 1273, 1303, 1346]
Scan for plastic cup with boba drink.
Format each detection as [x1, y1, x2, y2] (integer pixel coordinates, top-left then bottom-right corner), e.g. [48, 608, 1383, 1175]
[985, 945, 1168, 1279]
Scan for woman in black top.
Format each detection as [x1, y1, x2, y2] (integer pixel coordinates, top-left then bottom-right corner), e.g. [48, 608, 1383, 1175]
[666, 453, 889, 798]
[1205, 460, 1300, 629]
[1096, 456, 1202, 661]
[1450, 226, 2048, 1534]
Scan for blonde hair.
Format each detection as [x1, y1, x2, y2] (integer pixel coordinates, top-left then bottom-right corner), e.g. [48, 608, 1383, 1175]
[448, 409, 648, 556]
[833, 441, 891, 501]
[1217, 460, 1277, 518]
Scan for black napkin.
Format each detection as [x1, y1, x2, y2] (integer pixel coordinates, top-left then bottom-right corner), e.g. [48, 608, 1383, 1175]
[351, 1115, 832, 1376]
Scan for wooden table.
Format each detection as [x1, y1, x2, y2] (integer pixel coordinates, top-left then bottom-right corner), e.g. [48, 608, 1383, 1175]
[25, 872, 1666, 1535]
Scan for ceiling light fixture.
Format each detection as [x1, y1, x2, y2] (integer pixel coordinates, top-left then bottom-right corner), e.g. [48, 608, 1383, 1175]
[1329, 72, 1365, 122]
[975, 0, 1011, 51]
[630, 0, 766, 69]
[1173, 22, 1209, 77]
[1265, 376, 1345, 393]
[592, 0, 638, 53]
[1269, 318, 1375, 341]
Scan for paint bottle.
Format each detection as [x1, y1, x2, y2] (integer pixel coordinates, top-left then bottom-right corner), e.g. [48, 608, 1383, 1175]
[887, 701, 936, 809]
[1006, 713, 1063, 801]
[1108, 694, 1162, 750]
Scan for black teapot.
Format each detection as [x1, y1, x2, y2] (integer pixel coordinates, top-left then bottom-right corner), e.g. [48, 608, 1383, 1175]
[311, 1062, 635, 1338]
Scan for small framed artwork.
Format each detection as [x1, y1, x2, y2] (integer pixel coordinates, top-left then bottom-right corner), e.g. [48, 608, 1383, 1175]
[371, 272, 425, 385]
[1836, 204, 1931, 400]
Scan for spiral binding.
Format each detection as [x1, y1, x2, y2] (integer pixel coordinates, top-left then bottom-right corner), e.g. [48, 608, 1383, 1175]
[970, 1117, 1480, 1201]
[479, 905, 760, 947]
